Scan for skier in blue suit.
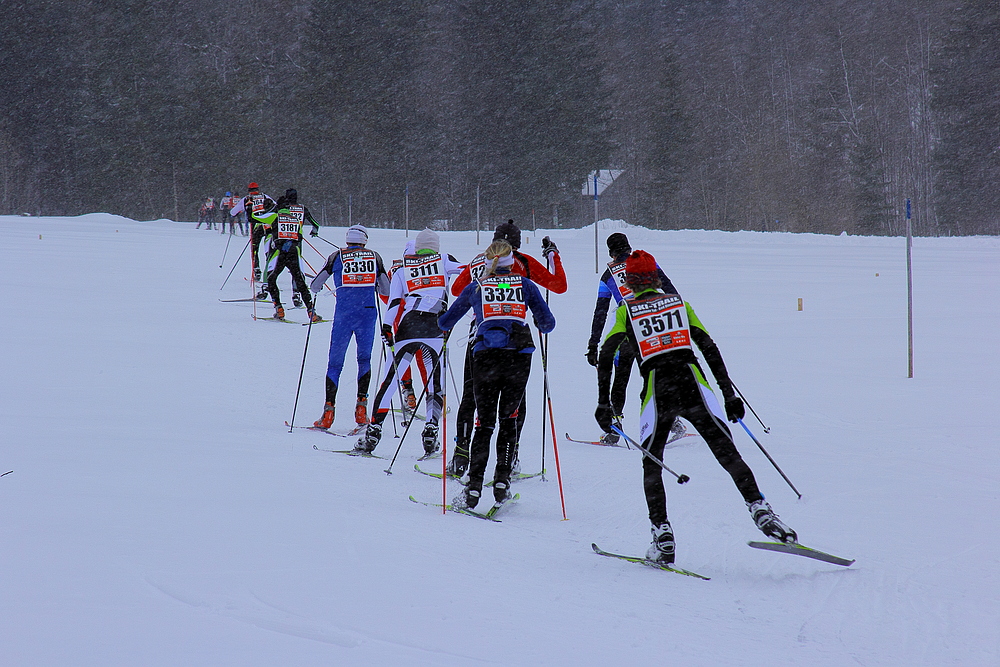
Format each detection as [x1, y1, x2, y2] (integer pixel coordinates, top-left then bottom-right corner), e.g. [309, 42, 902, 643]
[310, 225, 390, 429]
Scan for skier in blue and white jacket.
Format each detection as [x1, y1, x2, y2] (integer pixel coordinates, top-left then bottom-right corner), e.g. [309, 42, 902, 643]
[309, 225, 390, 429]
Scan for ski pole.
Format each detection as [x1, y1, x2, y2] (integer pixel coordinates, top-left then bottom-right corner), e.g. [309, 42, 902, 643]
[384, 343, 444, 475]
[609, 424, 690, 484]
[219, 230, 233, 268]
[541, 340, 568, 520]
[440, 341, 448, 513]
[376, 307, 408, 437]
[219, 238, 251, 289]
[287, 312, 317, 432]
[732, 382, 770, 433]
[736, 418, 801, 499]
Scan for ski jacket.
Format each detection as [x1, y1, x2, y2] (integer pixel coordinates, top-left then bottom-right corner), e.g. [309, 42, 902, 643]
[439, 268, 555, 354]
[233, 192, 277, 225]
[588, 255, 679, 351]
[450, 249, 566, 296]
[386, 250, 464, 341]
[270, 203, 319, 252]
[310, 245, 390, 310]
[601, 288, 735, 399]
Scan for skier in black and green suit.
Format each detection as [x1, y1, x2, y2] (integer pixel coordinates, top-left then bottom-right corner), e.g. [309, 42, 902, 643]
[599, 249, 796, 565]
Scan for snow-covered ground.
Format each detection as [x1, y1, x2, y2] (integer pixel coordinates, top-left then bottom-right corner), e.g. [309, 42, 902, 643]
[2, 214, 997, 666]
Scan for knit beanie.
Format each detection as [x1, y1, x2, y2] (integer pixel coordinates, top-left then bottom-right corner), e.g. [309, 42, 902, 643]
[493, 220, 522, 249]
[403, 240, 416, 256]
[345, 225, 368, 245]
[607, 232, 631, 258]
[415, 228, 440, 254]
[624, 250, 660, 290]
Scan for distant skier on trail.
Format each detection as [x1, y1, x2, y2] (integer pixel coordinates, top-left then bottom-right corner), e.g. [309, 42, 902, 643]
[309, 225, 390, 429]
[446, 220, 566, 477]
[219, 191, 237, 234]
[588, 232, 685, 445]
[438, 239, 555, 509]
[599, 249, 796, 566]
[233, 182, 278, 299]
[265, 188, 321, 322]
[353, 229, 463, 456]
[196, 197, 217, 230]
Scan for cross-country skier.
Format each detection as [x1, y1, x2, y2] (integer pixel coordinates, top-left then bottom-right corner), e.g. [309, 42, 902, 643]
[232, 182, 278, 298]
[265, 188, 321, 322]
[438, 239, 556, 508]
[383, 241, 422, 417]
[599, 250, 796, 565]
[446, 220, 566, 476]
[309, 225, 390, 428]
[589, 232, 683, 444]
[197, 197, 217, 229]
[353, 229, 463, 456]
[219, 191, 237, 234]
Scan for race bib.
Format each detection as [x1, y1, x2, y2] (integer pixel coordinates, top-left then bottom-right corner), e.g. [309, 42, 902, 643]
[404, 253, 446, 294]
[340, 249, 378, 287]
[479, 275, 527, 322]
[468, 254, 489, 281]
[250, 194, 268, 215]
[608, 259, 635, 301]
[388, 258, 403, 279]
[626, 294, 692, 361]
[276, 206, 304, 239]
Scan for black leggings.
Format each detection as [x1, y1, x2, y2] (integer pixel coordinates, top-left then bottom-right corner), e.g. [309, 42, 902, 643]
[467, 350, 532, 490]
[267, 249, 313, 311]
[640, 363, 762, 526]
[456, 333, 529, 451]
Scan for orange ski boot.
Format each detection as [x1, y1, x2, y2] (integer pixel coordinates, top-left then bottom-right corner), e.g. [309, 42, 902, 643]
[354, 396, 369, 425]
[313, 402, 335, 429]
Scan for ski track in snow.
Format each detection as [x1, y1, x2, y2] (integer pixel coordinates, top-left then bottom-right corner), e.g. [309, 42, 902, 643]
[2, 215, 998, 665]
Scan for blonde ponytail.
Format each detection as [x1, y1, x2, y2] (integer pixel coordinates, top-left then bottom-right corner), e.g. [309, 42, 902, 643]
[483, 240, 513, 277]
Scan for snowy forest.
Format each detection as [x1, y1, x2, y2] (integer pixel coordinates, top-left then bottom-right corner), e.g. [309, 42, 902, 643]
[1, 0, 997, 236]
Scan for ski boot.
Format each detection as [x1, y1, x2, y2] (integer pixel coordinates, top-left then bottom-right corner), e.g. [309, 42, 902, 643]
[600, 431, 620, 445]
[353, 422, 382, 454]
[748, 499, 797, 544]
[669, 418, 687, 439]
[646, 522, 676, 565]
[255, 289, 269, 301]
[493, 479, 511, 503]
[292, 292, 303, 308]
[448, 438, 470, 477]
[253, 268, 262, 281]
[274, 305, 285, 320]
[455, 486, 481, 510]
[401, 380, 417, 412]
[354, 396, 368, 425]
[313, 402, 335, 430]
[421, 422, 439, 456]
[308, 309, 323, 324]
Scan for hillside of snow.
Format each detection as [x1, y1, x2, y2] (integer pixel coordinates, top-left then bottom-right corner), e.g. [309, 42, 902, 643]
[1, 214, 997, 665]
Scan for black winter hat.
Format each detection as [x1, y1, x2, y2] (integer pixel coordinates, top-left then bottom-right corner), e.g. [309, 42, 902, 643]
[284, 188, 298, 203]
[493, 219, 521, 249]
[607, 233, 631, 258]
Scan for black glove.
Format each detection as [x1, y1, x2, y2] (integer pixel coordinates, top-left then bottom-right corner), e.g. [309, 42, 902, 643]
[381, 324, 394, 348]
[724, 396, 745, 423]
[310, 228, 319, 237]
[541, 236, 558, 258]
[595, 403, 613, 431]
[586, 346, 598, 367]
